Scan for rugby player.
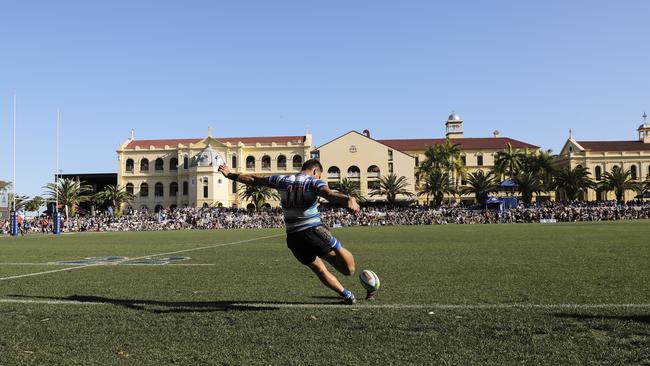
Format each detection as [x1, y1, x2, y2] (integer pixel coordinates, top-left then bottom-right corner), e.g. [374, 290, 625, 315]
[219, 159, 367, 305]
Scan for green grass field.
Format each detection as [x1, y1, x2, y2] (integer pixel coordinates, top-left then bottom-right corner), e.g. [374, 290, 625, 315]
[0, 221, 649, 365]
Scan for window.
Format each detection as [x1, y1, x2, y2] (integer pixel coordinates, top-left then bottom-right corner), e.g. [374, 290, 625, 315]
[347, 166, 360, 179]
[155, 158, 164, 171]
[232, 181, 237, 194]
[367, 180, 380, 190]
[203, 178, 209, 198]
[477, 155, 483, 166]
[183, 156, 189, 169]
[262, 155, 271, 170]
[170, 182, 178, 197]
[231, 155, 237, 168]
[388, 149, 393, 161]
[388, 162, 394, 173]
[327, 166, 340, 180]
[246, 156, 255, 170]
[155, 182, 164, 197]
[182, 181, 188, 196]
[140, 159, 149, 172]
[461, 156, 466, 166]
[415, 157, 419, 166]
[140, 183, 149, 197]
[367, 165, 380, 178]
[595, 166, 602, 181]
[125, 183, 134, 195]
[169, 158, 178, 171]
[277, 155, 287, 170]
[125, 159, 134, 172]
[631, 165, 638, 180]
[293, 155, 303, 170]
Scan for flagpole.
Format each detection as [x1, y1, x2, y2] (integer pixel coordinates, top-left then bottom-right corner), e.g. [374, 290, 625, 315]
[12, 93, 16, 211]
[56, 109, 59, 212]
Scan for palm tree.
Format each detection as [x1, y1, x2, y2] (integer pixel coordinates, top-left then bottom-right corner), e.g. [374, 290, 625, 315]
[417, 170, 455, 206]
[417, 139, 462, 178]
[452, 157, 468, 190]
[336, 178, 364, 202]
[8, 194, 29, 210]
[552, 166, 596, 201]
[369, 173, 414, 205]
[599, 166, 641, 203]
[238, 185, 280, 211]
[25, 196, 45, 213]
[0, 181, 11, 191]
[461, 170, 500, 205]
[513, 171, 545, 205]
[43, 178, 92, 218]
[493, 143, 526, 179]
[93, 185, 135, 215]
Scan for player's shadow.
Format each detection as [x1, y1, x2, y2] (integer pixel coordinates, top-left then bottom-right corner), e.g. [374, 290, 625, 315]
[9, 294, 344, 314]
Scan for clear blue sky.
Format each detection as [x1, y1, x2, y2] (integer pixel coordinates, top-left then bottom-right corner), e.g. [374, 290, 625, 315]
[2, 0, 649, 197]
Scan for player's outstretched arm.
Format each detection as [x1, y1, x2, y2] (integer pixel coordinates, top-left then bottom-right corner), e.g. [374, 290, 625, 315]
[218, 165, 271, 187]
[317, 186, 360, 214]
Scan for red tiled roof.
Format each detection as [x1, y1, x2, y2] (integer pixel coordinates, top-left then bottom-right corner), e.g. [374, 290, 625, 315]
[125, 136, 306, 149]
[577, 140, 650, 152]
[377, 137, 538, 151]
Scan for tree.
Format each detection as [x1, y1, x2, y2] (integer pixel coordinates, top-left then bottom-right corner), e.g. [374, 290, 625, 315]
[93, 185, 135, 215]
[335, 178, 364, 202]
[417, 170, 455, 206]
[25, 196, 45, 212]
[599, 166, 641, 203]
[43, 178, 92, 218]
[8, 193, 29, 210]
[369, 173, 414, 205]
[512, 171, 545, 205]
[461, 170, 500, 205]
[493, 143, 526, 179]
[417, 139, 462, 178]
[238, 185, 280, 211]
[552, 166, 596, 201]
[0, 181, 11, 191]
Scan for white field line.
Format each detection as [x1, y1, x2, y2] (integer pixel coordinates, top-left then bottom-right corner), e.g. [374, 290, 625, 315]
[0, 263, 215, 266]
[0, 298, 649, 310]
[0, 233, 282, 282]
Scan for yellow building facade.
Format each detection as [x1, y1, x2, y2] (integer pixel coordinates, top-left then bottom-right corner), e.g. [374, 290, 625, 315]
[116, 131, 313, 211]
[554, 122, 650, 201]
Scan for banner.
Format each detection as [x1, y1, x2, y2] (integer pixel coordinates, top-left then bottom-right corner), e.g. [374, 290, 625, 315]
[0, 189, 8, 208]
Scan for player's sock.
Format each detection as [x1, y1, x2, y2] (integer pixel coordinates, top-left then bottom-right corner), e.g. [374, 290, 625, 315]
[329, 237, 342, 251]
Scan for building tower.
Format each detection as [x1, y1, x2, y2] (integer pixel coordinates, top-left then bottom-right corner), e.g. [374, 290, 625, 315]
[445, 112, 464, 139]
[639, 112, 650, 144]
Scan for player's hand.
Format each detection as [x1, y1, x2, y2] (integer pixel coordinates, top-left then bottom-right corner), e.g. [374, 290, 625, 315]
[347, 197, 360, 215]
[218, 164, 230, 176]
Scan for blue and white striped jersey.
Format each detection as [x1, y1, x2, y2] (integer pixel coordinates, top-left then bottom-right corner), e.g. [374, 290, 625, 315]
[267, 173, 328, 233]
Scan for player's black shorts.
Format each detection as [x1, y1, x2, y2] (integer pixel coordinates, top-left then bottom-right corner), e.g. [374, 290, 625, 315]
[286, 224, 341, 265]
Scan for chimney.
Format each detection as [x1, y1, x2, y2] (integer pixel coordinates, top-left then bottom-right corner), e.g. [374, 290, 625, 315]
[362, 129, 371, 138]
[493, 130, 500, 138]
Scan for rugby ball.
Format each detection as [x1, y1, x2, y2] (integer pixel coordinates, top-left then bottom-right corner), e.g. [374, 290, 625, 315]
[359, 269, 380, 292]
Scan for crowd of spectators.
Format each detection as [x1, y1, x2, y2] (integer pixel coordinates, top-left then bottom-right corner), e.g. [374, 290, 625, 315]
[2, 200, 650, 235]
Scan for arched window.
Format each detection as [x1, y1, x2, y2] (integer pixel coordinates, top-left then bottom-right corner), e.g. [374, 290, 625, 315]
[262, 155, 271, 170]
[140, 159, 149, 172]
[154, 182, 164, 197]
[631, 165, 638, 180]
[347, 166, 360, 180]
[182, 181, 188, 196]
[169, 158, 178, 171]
[231, 155, 237, 168]
[203, 178, 209, 198]
[183, 156, 189, 169]
[125, 183, 134, 195]
[292, 155, 303, 170]
[476, 154, 484, 166]
[367, 165, 380, 178]
[125, 159, 134, 173]
[155, 158, 164, 171]
[595, 166, 602, 181]
[155, 204, 163, 213]
[170, 182, 178, 197]
[277, 155, 287, 170]
[327, 166, 341, 180]
[140, 183, 149, 197]
[246, 156, 255, 170]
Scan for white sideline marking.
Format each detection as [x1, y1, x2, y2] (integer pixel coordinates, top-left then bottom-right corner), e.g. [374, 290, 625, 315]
[0, 298, 649, 310]
[0, 233, 283, 282]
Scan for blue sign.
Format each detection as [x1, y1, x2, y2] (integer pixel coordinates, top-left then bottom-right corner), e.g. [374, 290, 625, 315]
[10, 210, 18, 236]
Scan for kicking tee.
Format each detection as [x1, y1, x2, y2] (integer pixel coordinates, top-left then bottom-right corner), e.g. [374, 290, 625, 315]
[267, 173, 327, 233]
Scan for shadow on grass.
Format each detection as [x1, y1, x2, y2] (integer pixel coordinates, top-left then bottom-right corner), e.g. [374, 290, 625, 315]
[8, 294, 344, 313]
[555, 313, 650, 325]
